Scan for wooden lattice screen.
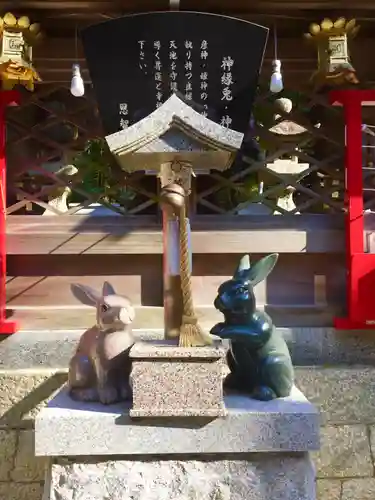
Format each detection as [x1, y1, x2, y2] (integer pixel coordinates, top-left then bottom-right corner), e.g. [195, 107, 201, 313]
[5, 84, 348, 217]
[197, 89, 347, 215]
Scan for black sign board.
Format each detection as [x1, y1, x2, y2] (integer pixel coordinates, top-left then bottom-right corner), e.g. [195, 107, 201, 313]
[81, 12, 268, 136]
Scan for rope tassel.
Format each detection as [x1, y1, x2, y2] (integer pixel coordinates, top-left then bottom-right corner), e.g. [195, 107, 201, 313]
[178, 203, 213, 347]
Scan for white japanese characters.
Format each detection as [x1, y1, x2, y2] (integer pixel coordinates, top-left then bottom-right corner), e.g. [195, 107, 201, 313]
[220, 115, 232, 128]
[184, 40, 193, 101]
[221, 56, 234, 101]
[154, 40, 163, 108]
[199, 40, 209, 116]
[220, 55, 235, 128]
[119, 102, 129, 129]
[138, 40, 146, 71]
[169, 40, 178, 93]
[200, 39, 208, 61]
[133, 38, 236, 128]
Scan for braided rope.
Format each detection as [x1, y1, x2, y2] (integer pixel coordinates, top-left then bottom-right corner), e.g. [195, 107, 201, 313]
[178, 202, 212, 347]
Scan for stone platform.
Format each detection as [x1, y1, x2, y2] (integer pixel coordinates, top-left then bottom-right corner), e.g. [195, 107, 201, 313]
[35, 386, 319, 500]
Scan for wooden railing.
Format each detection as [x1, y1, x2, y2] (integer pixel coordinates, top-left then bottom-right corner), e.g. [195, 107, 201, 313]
[7, 214, 346, 255]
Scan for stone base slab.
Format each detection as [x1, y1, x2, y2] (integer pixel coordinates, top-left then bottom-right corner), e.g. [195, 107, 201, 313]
[129, 341, 227, 418]
[35, 386, 319, 456]
[43, 453, 316, 500]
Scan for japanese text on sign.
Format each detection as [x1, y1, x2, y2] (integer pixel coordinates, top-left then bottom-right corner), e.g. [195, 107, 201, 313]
[220, 55, 235, 128]
[184, 40, 193, 101]
[135, 39, 237, 127]
[169, 40, 178, 93]
[138, 40, 146, 71]
[200, 40, 208, 116]
[154, 40, 163, 108]
[119, 102, 129, 129]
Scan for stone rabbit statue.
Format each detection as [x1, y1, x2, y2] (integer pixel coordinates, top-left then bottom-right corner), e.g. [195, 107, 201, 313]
[68, 281, 135, 405]
[210, 254, 294, 401]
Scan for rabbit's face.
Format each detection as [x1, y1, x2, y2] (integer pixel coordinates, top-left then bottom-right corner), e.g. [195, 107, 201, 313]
[98, 295, 135, 330]
[214, 254, 279, 320]
[214, 278, 255, 317]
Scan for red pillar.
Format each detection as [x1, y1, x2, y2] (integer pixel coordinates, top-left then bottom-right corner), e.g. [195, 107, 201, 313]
[0, 90, 20, 334]
[331, 89, 375, 329]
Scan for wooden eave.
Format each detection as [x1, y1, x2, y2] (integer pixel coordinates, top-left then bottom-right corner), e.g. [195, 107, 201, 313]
[3, 0, 375, 13]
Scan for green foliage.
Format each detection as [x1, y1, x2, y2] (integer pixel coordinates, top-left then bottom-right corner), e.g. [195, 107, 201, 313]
[72, 138, 136, 206]
[209, 174, 260, 211]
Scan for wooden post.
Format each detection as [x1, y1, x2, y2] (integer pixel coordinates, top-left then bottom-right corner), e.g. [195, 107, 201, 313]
[343, 92, 364, 321]
[0, 90, 20, 334]
[162, 208, 183, 338]
[159, 161, 192, 340]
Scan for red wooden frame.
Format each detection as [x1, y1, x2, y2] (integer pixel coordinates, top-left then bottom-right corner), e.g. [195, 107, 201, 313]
[330, 89, 375, 330]
[0, 90, 20, 334]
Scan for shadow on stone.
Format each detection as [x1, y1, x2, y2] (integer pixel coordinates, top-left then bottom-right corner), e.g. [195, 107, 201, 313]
[115, 415, 216, 429]
[0, 372, 67, 427]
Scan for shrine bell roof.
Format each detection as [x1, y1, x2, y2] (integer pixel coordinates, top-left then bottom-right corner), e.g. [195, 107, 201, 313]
[105, 93, 244, 156]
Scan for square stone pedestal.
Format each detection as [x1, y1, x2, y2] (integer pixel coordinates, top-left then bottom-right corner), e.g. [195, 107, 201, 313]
[35, 386, 320, 500]
[129, 341, 227, 418]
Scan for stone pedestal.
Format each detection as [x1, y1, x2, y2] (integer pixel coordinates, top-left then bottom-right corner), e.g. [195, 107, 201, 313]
[129, 341, 227, 418]
[35, 386, 320, 500]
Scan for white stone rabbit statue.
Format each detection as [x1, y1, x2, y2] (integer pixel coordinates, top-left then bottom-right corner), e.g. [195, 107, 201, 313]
[68, 281, 135, 405]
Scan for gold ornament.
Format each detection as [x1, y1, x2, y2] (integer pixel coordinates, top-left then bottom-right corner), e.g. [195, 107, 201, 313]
[0, 12, 42, 91]
[304, 17, 360, 89]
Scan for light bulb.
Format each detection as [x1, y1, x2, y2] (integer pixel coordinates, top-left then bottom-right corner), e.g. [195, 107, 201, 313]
[70, 64, 85, 97]
[270, 59, 283, 94]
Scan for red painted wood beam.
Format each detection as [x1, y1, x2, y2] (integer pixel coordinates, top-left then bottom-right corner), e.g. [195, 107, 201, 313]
[0, 90, 20, 334]
[330, 89, 375, 330]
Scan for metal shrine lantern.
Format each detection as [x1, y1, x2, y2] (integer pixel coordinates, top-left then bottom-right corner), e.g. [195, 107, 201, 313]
[305, 17, 360, 89]
[0, 12, 42, 91]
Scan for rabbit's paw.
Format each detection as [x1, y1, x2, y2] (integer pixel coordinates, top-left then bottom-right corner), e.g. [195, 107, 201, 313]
[98, 385, 119, 405]
[252, 385, 277, 401]
[210, 322, 226, 336]
[70, 387, 98, 402]
[119, 383, 132, 401]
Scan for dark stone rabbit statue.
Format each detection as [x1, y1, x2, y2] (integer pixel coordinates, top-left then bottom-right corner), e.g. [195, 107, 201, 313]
[210, 253, 294, 401]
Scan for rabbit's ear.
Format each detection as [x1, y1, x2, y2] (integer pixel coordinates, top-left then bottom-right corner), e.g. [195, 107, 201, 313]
[248, 253, 279, 287]
[70, 283, 101, 306]
[102, 281, 116, 296]
[233, 254, 251, 280]
[119, 304, 135, 325]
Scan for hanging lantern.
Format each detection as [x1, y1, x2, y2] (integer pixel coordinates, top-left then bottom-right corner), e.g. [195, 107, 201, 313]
[0, 12, 42, 91]
[304, 17, 359, 89]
